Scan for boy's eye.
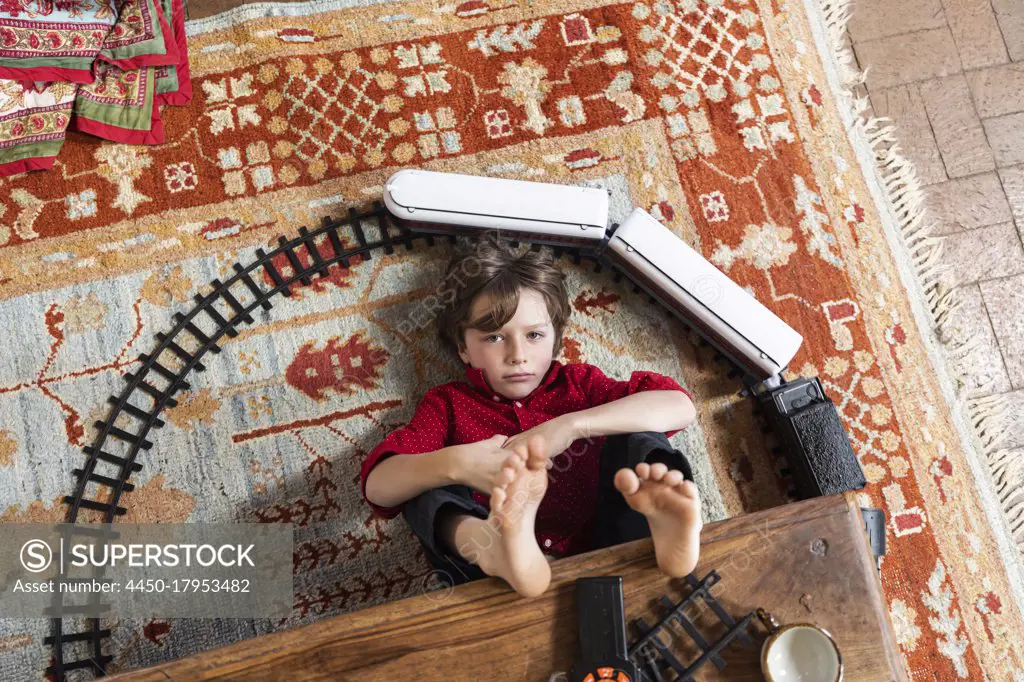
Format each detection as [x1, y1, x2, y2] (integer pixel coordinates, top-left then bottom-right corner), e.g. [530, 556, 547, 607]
[483, 331, 544, 342]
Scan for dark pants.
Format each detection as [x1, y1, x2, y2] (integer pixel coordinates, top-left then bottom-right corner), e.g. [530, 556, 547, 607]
[403, 431, 693, 588]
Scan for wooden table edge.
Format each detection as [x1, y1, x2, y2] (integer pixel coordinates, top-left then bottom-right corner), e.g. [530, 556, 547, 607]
[841, 494, 909, 682]
[108, 493, 907, 681]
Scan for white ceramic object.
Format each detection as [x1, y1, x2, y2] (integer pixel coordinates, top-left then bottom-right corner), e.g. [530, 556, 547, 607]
[759, 609, 843, 682]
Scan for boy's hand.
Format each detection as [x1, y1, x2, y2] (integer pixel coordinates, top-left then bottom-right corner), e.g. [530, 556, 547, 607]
[451, 434, 520, 494]
[502, 415, 589, 468]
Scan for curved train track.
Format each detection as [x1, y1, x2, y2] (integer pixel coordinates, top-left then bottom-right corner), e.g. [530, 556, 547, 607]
[47, 203, 744, 680]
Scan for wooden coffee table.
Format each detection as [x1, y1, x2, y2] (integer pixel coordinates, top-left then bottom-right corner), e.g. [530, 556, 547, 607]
[111, 493, 906, 681]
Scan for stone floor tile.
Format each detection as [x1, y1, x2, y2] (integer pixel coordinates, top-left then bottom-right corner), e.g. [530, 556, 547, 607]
[983, 113, 1024, 167]
[923, 173, 1013, 234]
[941, 0, 1010, 69]
[855, 28, 962, 90]
[966, 62, 1024, 119]
[848, 0, 947, 43]
[920, 75, 996, 177]
[940, 222, 1024, 286]
[992, 0, 1024, 62]
[945, 283, 1014, 395]
[980, 274, 1024, 389]
[999, 165, 1024, 230]
[871, 85, 948, 185]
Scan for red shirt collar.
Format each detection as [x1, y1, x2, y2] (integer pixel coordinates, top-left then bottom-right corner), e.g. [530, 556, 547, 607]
[464, 360, 562, 400]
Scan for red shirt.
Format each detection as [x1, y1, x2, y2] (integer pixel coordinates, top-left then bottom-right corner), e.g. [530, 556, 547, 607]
[360, 360, 690, 556]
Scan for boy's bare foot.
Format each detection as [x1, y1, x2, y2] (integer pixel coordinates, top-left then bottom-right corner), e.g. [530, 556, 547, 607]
[499, 437, 550, 473]
[614, 462, 702, 578]
[460, 436, 550, 597]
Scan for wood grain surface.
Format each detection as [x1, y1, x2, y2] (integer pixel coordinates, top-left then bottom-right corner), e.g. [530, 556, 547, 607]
[110, 493, 907, 681]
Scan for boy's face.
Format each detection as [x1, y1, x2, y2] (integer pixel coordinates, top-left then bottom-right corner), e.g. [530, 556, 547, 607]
[458, 288, 557, 400]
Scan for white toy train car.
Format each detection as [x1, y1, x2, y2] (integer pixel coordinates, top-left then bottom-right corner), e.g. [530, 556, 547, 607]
[383, 169, 607, 248]
[382, 169, 803, 382]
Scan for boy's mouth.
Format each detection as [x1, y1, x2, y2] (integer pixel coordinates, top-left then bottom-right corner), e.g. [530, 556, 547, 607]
[504, 373, 534, 382]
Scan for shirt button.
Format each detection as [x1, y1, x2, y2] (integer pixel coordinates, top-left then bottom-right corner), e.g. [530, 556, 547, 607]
[544, 538, 552, 548]
[515, 401, 522, 407]
[492, 395, 500, 402]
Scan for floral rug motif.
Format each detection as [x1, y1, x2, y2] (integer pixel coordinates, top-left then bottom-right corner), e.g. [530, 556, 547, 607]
[1, 0, 1022, 678]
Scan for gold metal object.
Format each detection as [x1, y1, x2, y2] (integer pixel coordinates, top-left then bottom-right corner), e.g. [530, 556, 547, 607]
[757, 608, 843, 682]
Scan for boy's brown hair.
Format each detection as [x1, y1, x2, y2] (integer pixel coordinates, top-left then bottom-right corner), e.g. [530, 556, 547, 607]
[436, 234, 571, 357]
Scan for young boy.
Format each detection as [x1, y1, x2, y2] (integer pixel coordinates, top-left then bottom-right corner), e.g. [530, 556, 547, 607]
[361, 236, 701, 598]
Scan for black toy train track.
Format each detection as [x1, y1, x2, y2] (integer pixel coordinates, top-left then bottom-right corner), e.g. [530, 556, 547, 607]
[47, 205, 746, 681]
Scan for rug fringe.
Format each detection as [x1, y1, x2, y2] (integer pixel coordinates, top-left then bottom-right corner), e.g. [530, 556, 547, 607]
[988, 448, 1024, 543]
[966, 394, 1014, 451]
[819, 0, 1022, 552]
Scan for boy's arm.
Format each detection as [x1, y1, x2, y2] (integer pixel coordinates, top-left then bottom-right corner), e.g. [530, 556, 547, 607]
[572, 363, 695, 436]
[362, 388, 458, 518]
[367, 434, 513, 509]
[503, 365, 695, 456]
[564, 389, 695, 439]
[364, 446, 462, 510]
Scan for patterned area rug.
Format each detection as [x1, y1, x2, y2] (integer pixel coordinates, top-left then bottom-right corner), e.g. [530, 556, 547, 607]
[1, 0, 1023, 678]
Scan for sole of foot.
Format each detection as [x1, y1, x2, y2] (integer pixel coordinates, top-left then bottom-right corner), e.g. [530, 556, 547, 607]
[614, 461, 702, 578]
[481, 435, 551, 598]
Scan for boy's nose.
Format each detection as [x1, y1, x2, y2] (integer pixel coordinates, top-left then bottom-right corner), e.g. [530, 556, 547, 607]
[506, 339, 527, 363]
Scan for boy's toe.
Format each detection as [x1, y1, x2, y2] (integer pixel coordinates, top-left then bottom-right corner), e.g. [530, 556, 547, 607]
[663, 470, 684, 487]
[677, 480, 699, 498]
[525, 436, 548, 470]
[649, 463, 669, 480]
[502, 453, 524, 471]
[634, 462, 651, 480]
[490, 486, 507, 510]
[496, 466, 517, 488]
[614, 468, 641, 495]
